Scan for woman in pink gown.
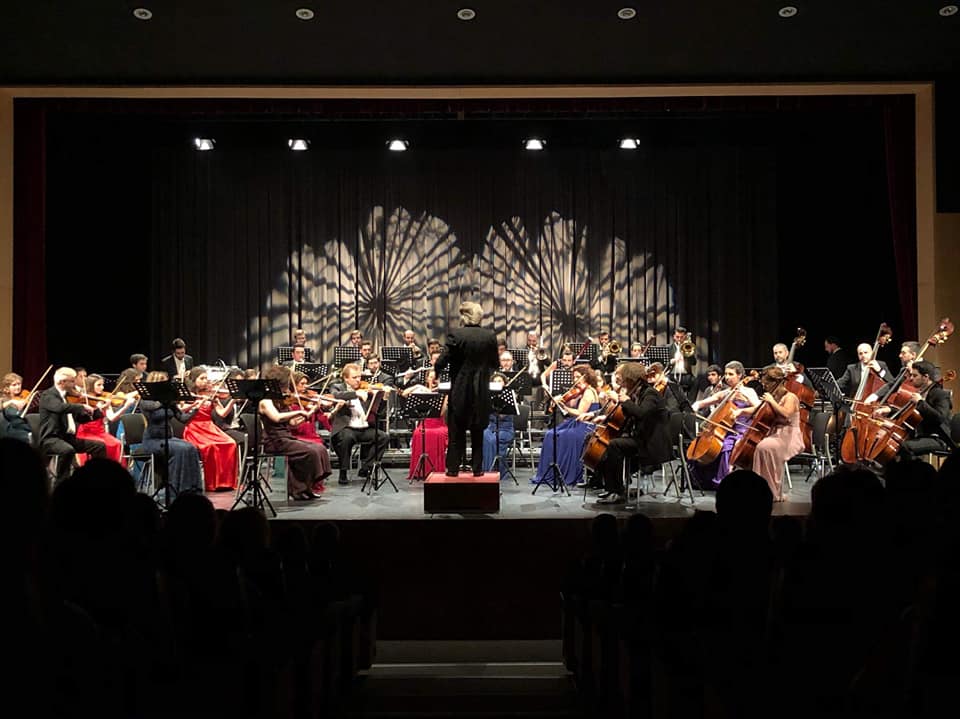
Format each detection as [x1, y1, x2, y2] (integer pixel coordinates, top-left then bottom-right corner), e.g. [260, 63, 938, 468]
[182, 368, 238, 491]
[402, 370, 448, 479]
[75, 374, 138, 464]
[732, 366, 803, 501]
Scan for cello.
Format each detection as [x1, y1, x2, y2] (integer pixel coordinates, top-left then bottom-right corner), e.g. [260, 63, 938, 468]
[783, 327, 816, 452]
[730, 371, 790, 470]
[581, 372, 643, 472]
[685, 371, 758, 465]
[840, 322, 893, 464]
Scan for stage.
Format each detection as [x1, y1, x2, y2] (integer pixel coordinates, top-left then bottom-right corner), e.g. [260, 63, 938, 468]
[205, 463, 815, 641]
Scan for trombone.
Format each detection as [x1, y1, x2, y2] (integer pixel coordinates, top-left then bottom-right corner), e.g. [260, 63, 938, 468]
[601, 340, 621, 360]
[680, 336, 696, 358]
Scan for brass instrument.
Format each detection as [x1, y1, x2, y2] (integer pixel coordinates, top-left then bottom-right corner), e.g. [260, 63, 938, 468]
[603, 340, 622, 359]
[535, 347, 549, 361]
[680, 337, 696, 358]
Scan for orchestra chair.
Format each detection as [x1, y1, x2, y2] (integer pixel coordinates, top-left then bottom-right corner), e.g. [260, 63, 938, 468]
[659, 411, 698, 504]
[920, 412, 960, 470]
[238, 412, 288, 497]
[788, 409, 833, 485]
[25, 412, 61, 485]
[118, 413, 157, 496]
[509, 403, 534, 472]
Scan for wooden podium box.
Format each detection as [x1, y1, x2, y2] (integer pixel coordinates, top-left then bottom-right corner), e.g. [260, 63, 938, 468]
[423, 472, 500, 514]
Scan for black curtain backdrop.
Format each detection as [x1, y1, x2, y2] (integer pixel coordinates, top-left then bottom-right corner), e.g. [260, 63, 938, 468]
[22, 98, 913, 380]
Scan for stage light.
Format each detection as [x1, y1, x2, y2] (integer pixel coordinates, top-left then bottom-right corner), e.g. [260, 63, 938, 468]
[457, 8, 476, 21]
[617, 8, 637, 20]
[940, 5, 959, 17]
[387, 139, 409, 152]
[132, 8, 153, 20]
[288, 138, 310, 151]
[295, 8, 315, 20]
[778, 6, 798, 18]
[193, 138, 215, 151]
[524, 138, 545, 151]
[618, 138, 640, 150]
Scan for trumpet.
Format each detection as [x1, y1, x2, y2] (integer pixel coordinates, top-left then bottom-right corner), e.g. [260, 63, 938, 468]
[535, 347, 549, 361]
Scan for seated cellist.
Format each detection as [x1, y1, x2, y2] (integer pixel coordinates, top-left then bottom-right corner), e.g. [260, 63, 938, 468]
[584, 362, 672, 505]
[687, 361, 759, 489]
[872, 361, 954, 459]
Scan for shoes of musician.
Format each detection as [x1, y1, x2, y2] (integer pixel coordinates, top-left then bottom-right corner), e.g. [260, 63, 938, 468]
[338, 472, 349, 485]
[358, 466, 370, 478]
[597, 493, 624, 505]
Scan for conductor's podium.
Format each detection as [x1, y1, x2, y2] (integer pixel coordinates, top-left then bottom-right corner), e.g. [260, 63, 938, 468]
[423, 472, 500, 514]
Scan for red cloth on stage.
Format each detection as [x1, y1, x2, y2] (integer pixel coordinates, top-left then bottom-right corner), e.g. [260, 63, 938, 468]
[76, 418, 122, 464]
[408, 417, 448, 479]
[184, 402, 238, 490]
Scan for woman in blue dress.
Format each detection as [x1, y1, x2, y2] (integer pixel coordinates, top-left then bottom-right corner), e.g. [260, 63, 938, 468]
[138, 370, 203, 499]
[532, 363, 601, 487]
[483, 372, 516, 478]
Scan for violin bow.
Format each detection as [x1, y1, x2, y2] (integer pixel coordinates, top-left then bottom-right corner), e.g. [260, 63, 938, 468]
[18, 364, 54, 418]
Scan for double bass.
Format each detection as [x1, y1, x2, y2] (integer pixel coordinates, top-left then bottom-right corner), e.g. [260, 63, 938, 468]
[840, 322, 894, 464]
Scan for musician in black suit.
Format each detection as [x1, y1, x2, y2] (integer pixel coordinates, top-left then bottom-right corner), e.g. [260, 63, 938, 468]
[836, 342, 894, 399]
[327, 363, 390, 485]
[38, 367, 107, 484]
[824, 336, 852, 379]
[874, 361, 954, 458]
[160, 338, 193, 380]
[435, 302, 499, 476]
[587, 362, 672, 505]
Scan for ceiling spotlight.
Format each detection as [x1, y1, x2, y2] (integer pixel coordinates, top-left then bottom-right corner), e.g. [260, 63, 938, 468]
[457, 8, 476, 21]
[524, 138, 545, 151]
[193, 138, 215, 151]
[288, 139, 310, 151]
[618, 138, 640, 150]
[617, 7, 637, 20]
[778, 6, 798, 18]
[132, 7, 153, 20]
[387, 139, 409, 152]
[295, 8, 315, 20]
[940, 5, 959, 17]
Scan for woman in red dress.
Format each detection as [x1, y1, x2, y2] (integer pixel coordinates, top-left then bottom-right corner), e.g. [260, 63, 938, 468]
[402, 369, 448, 479]
[75, 373, 138, 464]
[182, 367, 238, 491]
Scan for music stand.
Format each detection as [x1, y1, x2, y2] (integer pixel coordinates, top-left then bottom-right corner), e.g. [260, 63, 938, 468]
[645, 346, 673, 366]
[806, 367, 849, 457]
[334, 345, 361, 367]
[500, 370, 532, 397]
[489, 386, 519, 485]
[228, 378, 284, 517]
[400, 392, 444, 482]
[533, 368, 574, 496]
[134, 380, 194, 510]
[276, 346, 315, 363]
[360, 386, 398, 496]
[382, 346, 415, 371]
[290, 362, 327, 382]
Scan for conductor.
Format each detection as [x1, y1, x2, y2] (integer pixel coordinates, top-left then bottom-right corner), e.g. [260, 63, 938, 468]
[435, 301, 499, 476]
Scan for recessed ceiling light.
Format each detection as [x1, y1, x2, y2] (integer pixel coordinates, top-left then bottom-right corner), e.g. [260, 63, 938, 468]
[132, 8, 153, 21]
[193, 138, 215, 151]
[387, 139, 409, 152]
[940, 5, 959, 17]
[295, 8, 315, 21]
[778, 6, 798, 18]
[618, 138, 640, 150]
[617, 7, 637, 20]
[457, 8, 476, 21]
[524, 138, 545, 151]
[288, 139, 310, 151]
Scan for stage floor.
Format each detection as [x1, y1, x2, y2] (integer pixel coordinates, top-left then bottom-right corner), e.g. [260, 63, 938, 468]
[206, 464, 815, 521]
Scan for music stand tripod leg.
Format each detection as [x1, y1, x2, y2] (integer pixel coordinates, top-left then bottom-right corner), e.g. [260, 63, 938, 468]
[490, 414, 519, 486]
[532, 408, 569, 496]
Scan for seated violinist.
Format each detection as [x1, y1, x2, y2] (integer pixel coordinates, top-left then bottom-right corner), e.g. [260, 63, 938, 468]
[687, 361, 759, 489]
[872, 361, 954, 458]
[533, 362, 600, 488]
[38, 367, 107, 484]
[327, 363, 390, 485]
[583, 362, 671, 505]
[401, 368, 448, 479]
[181, 367, 238, 491]
[258, 365, 331, 500]
[75, 373, 138, 464]
[1, 372, 32, 443]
